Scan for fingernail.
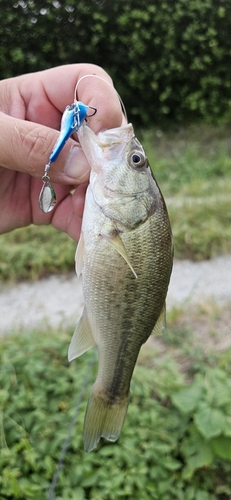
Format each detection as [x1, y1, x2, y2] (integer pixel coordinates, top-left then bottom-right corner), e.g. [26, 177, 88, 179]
[64, 146, 89, 182]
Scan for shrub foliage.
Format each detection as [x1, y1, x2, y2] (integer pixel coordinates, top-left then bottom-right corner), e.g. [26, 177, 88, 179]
[1, 330, 231, 499]
[1, 0, 231, 125]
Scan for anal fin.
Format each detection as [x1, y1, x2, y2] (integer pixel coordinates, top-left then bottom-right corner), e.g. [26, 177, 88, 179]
[68, 307, 95, 361]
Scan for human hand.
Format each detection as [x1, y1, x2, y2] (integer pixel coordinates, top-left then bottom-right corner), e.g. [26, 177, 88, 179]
[0, 64, 124, 240]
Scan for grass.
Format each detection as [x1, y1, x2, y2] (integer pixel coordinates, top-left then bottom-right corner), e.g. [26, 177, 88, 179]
[1, 317, 231, 500]
[169, 194, 231, 260]
[0, 225, 76, 283]
[141, 124, 231, 260]
[140, 123, 231, 195]
[0, 123, 231, 282]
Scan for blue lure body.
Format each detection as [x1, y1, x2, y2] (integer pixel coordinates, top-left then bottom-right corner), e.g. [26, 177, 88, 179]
[49, 101, 89, 163]
[39, 100, 96, 213]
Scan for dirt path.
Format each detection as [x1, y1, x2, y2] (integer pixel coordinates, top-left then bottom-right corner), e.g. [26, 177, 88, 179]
[0, 254, 230, 335]
[167, 254, 231, 308]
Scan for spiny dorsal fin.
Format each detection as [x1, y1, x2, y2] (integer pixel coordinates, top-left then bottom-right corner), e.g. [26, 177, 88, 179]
[68, 308, 95, 361]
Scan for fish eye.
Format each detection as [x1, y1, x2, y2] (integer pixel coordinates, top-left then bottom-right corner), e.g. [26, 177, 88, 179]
[129, 150, 147, 169]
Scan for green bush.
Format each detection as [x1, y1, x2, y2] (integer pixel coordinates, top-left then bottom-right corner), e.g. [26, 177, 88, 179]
[1, 0, 231, 125]
[1, 330, 231, 499]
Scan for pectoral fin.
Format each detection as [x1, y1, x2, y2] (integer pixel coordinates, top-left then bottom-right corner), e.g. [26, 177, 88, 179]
[75, 232, 85, 277]
[68, 307, 95, 361]
[105, 234, 138, 279]
[151, 303, 166, 336]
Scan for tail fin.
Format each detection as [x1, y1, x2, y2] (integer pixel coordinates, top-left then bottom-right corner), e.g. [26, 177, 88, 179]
[83, 387, 129, 453]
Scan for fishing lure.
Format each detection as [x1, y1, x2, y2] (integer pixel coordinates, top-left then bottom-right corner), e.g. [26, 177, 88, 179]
[39, 101, 97, 213]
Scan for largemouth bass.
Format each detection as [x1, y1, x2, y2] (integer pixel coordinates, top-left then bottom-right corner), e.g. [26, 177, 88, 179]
[68, 123, 173, 453]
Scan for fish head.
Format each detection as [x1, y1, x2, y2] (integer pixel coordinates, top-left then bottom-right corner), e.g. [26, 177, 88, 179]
[78, 123, 161, 232]
[78, 123, 135, 172]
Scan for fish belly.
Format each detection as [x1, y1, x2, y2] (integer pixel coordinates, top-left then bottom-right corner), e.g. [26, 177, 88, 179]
[81, 196, 172, 451]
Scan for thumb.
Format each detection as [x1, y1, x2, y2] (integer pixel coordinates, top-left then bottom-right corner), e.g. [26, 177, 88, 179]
[0, 111, 90, 184]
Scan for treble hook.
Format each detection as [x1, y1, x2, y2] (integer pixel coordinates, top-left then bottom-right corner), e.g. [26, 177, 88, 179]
[87, 106, 97, 117]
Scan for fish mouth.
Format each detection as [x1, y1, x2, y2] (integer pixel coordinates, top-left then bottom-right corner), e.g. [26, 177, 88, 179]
[77, 123, 135, 166]
[97, 123, 134, 147]
[78, 123, 134, 148]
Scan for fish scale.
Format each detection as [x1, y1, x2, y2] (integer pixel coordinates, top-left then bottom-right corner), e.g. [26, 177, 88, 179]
[68, 122, 173, 452]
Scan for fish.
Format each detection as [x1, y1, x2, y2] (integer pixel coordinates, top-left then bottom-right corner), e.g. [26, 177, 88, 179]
[68, 122, 173, 453]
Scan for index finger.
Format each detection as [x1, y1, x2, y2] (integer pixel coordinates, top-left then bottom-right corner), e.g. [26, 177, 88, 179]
[0, 64, 125, 183]
[25, 63, 124, 133]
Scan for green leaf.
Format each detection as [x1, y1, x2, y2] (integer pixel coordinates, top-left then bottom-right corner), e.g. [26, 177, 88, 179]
[194, 405, 225, 439]
[182, 441, 213, 479]
[211, 436, 231, 460]
[172, 382, 203, 414]
[224, 416, 231, 437]
[195, 491, 213, 500]
[159, 457, 182, 471]
[181, 425, 214, 478]
[204, 367, 231, 407]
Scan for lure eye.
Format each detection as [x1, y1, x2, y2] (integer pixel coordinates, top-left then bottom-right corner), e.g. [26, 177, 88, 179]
[129, 150, 147, 169]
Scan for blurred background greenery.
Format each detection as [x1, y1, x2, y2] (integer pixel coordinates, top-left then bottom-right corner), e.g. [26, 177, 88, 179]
[0, 0, 231, 281]
[1, 1, 231, 499]
[1, 0, 231, 127]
